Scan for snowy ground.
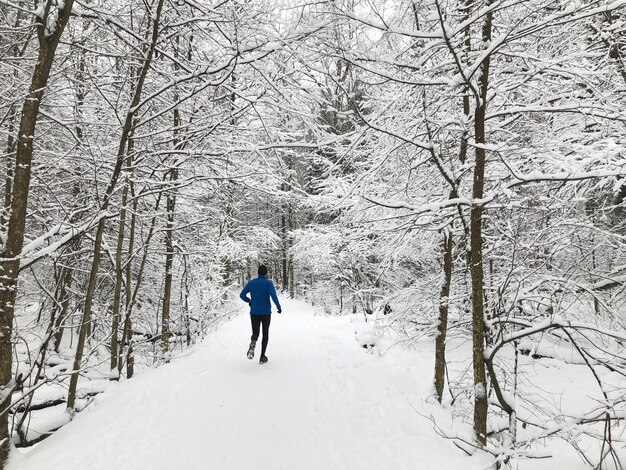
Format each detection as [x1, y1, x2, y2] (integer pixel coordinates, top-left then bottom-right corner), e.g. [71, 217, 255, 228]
[9, 298, 607, 470]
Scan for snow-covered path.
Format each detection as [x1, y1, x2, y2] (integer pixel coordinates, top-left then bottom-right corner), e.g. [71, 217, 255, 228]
[11, 299, 489, 470]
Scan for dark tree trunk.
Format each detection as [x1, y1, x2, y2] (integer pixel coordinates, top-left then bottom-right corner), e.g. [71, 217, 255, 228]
[469, 0, 493, 446]
[281, 210, 288, 292]
[0, 2, 75, 466]
[110, 165, 131, 377]
[53, 45, 87, 353]
[161, 170, 177, 356]
[433, 0, 472, 404]
[434, 228, 453, 402]
[161, 39, 182, 356]
[120, 192, 162, 378]
[110, 108, 136, 377]
[119, 192, 137, 378]
[67, 0, 166, 411]
[288, 205, 295, 298]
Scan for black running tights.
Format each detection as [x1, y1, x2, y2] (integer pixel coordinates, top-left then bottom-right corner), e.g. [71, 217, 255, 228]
[250, 314, 271, 356]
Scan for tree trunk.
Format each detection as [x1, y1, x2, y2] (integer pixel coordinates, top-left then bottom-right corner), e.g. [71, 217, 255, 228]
[109, 115, 137, 378]
[288, 205, 295, 298]
[434, 228, 453, 402]
[161, 42, 182, 356]
[118, 174, 136, 377]
[161, 171, 177, 357]
[281, 209, 288, 292]
[181, 252, 192, 347]
[119, 192, 162, 378]
[2, 103, 15, 231]
[52, 260, 73, 352]
[1, 9, 28, 232]
[67, 0, 166, 410]
[110, 168, 131, 378]
[433, 0, 472, 404]
[469, 0, 493, 446]
[0, 3, 74, 466]
[119, 194, 136, 378]
[53, 44, 87, 353]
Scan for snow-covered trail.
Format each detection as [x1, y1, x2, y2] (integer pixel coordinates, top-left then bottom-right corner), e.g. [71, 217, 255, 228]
[11, 299, 489, 470]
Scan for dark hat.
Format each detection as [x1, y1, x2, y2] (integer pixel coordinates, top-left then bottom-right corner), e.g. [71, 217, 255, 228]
[258, 265, 268, 276]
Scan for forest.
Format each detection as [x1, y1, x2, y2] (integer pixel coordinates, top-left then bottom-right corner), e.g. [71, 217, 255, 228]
[1, 0, 626, 469]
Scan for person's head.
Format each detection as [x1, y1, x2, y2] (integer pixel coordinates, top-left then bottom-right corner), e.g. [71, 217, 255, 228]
[258, 265, 268, 277]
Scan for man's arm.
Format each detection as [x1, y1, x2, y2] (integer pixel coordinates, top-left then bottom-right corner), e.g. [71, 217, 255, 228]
[239, 282, 251, 303]
[269, 281, 282, 312]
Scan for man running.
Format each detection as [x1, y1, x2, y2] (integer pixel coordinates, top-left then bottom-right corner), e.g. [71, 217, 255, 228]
[239, 265, 282, 364]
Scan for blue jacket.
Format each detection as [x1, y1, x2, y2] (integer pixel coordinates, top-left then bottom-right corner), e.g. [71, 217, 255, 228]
[239, 275, 281, 315]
